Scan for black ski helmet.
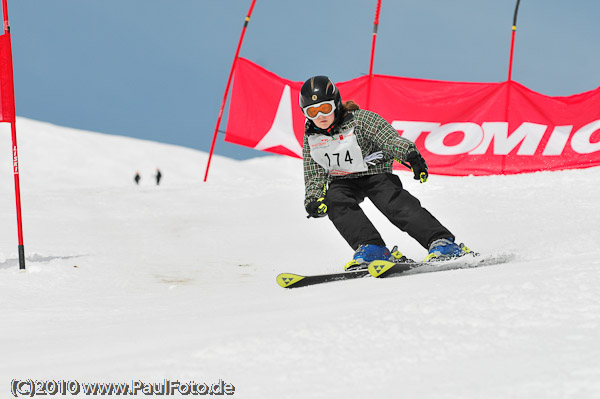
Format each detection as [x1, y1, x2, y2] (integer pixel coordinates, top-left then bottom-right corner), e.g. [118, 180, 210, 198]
[299, 76, 343, 117]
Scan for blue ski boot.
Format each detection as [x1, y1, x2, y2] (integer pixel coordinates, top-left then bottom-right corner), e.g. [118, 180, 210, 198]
[345, 244, 391, 271]
[425, 238, 471, 262]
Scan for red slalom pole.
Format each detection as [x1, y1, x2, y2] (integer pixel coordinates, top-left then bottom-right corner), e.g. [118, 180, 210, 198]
[507, 0, 521, 82]
[10, 123, 25, 270]
[504, 0, 521, 174]
[507, 27, 516, 82]
[366, 0, 382, 110]
[204, 0, 257, 182]
[2, 0, 25, 269]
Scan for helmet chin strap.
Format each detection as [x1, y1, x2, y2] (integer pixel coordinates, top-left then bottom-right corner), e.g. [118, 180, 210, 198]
[308, 120, 335, 135]
[323, 109, 344, 134]
[310, 109, 352, 135]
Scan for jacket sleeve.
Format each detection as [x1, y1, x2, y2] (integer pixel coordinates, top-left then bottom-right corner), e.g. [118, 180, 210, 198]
[363, 111, 418, 162]
[302, 134, 328, 208]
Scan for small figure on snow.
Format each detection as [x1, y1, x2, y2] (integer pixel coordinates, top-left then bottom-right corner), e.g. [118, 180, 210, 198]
[300, 76, 471, 270]
[155, 168, 162, 185]
[134, 172, 141, 185]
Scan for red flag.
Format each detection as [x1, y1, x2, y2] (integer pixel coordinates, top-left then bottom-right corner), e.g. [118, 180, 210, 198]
[0, 32, 15, 122]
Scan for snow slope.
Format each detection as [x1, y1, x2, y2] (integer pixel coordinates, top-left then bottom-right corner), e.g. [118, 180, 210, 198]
[1, 117, 599, 398]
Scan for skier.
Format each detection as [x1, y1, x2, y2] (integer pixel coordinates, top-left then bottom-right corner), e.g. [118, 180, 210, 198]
[300, 75, 470, 270]
[134, 172, 141, 185]
[155, 168, 162, 185]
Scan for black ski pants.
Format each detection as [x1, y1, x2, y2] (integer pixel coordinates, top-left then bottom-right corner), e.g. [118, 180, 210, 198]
[326, 173, 454, 250]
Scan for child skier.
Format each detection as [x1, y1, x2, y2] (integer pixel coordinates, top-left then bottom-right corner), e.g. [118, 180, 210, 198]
[300, 75, 470, 270]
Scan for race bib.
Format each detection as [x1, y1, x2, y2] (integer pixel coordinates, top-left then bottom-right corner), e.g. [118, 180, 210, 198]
[308, 127, 368, 176]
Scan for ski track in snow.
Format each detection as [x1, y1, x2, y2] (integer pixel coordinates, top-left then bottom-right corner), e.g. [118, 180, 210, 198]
[1, 117, 599, 398]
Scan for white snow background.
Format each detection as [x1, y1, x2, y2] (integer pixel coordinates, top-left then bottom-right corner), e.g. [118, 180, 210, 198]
[1, 117, 599, 398]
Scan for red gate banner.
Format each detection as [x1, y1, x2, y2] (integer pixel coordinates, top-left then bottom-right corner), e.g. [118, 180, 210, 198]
[0, 32, 16, 122]
[225, 57, 600, 176]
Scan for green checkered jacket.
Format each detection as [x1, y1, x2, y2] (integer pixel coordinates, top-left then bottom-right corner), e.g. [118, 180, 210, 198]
[303, 109, 418, 207]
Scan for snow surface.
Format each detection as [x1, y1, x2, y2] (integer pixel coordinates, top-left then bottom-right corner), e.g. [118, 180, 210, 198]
[1, 117, 599, 398]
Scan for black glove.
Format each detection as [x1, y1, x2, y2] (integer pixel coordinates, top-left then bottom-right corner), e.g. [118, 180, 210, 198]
[405, 151, 429, 183]
[306, 197, 328, 218]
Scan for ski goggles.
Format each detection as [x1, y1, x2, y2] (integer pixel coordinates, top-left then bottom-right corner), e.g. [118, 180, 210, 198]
[302, 100, 336, 120]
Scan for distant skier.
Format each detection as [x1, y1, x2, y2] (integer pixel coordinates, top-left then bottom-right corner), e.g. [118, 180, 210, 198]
[134, 172, 141, 185]
[300, 75, 471, 270]
[155, 169, 162, 185]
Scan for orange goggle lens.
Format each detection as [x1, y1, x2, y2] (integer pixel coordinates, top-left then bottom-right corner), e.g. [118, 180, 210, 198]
[304, 101, 335, 119]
